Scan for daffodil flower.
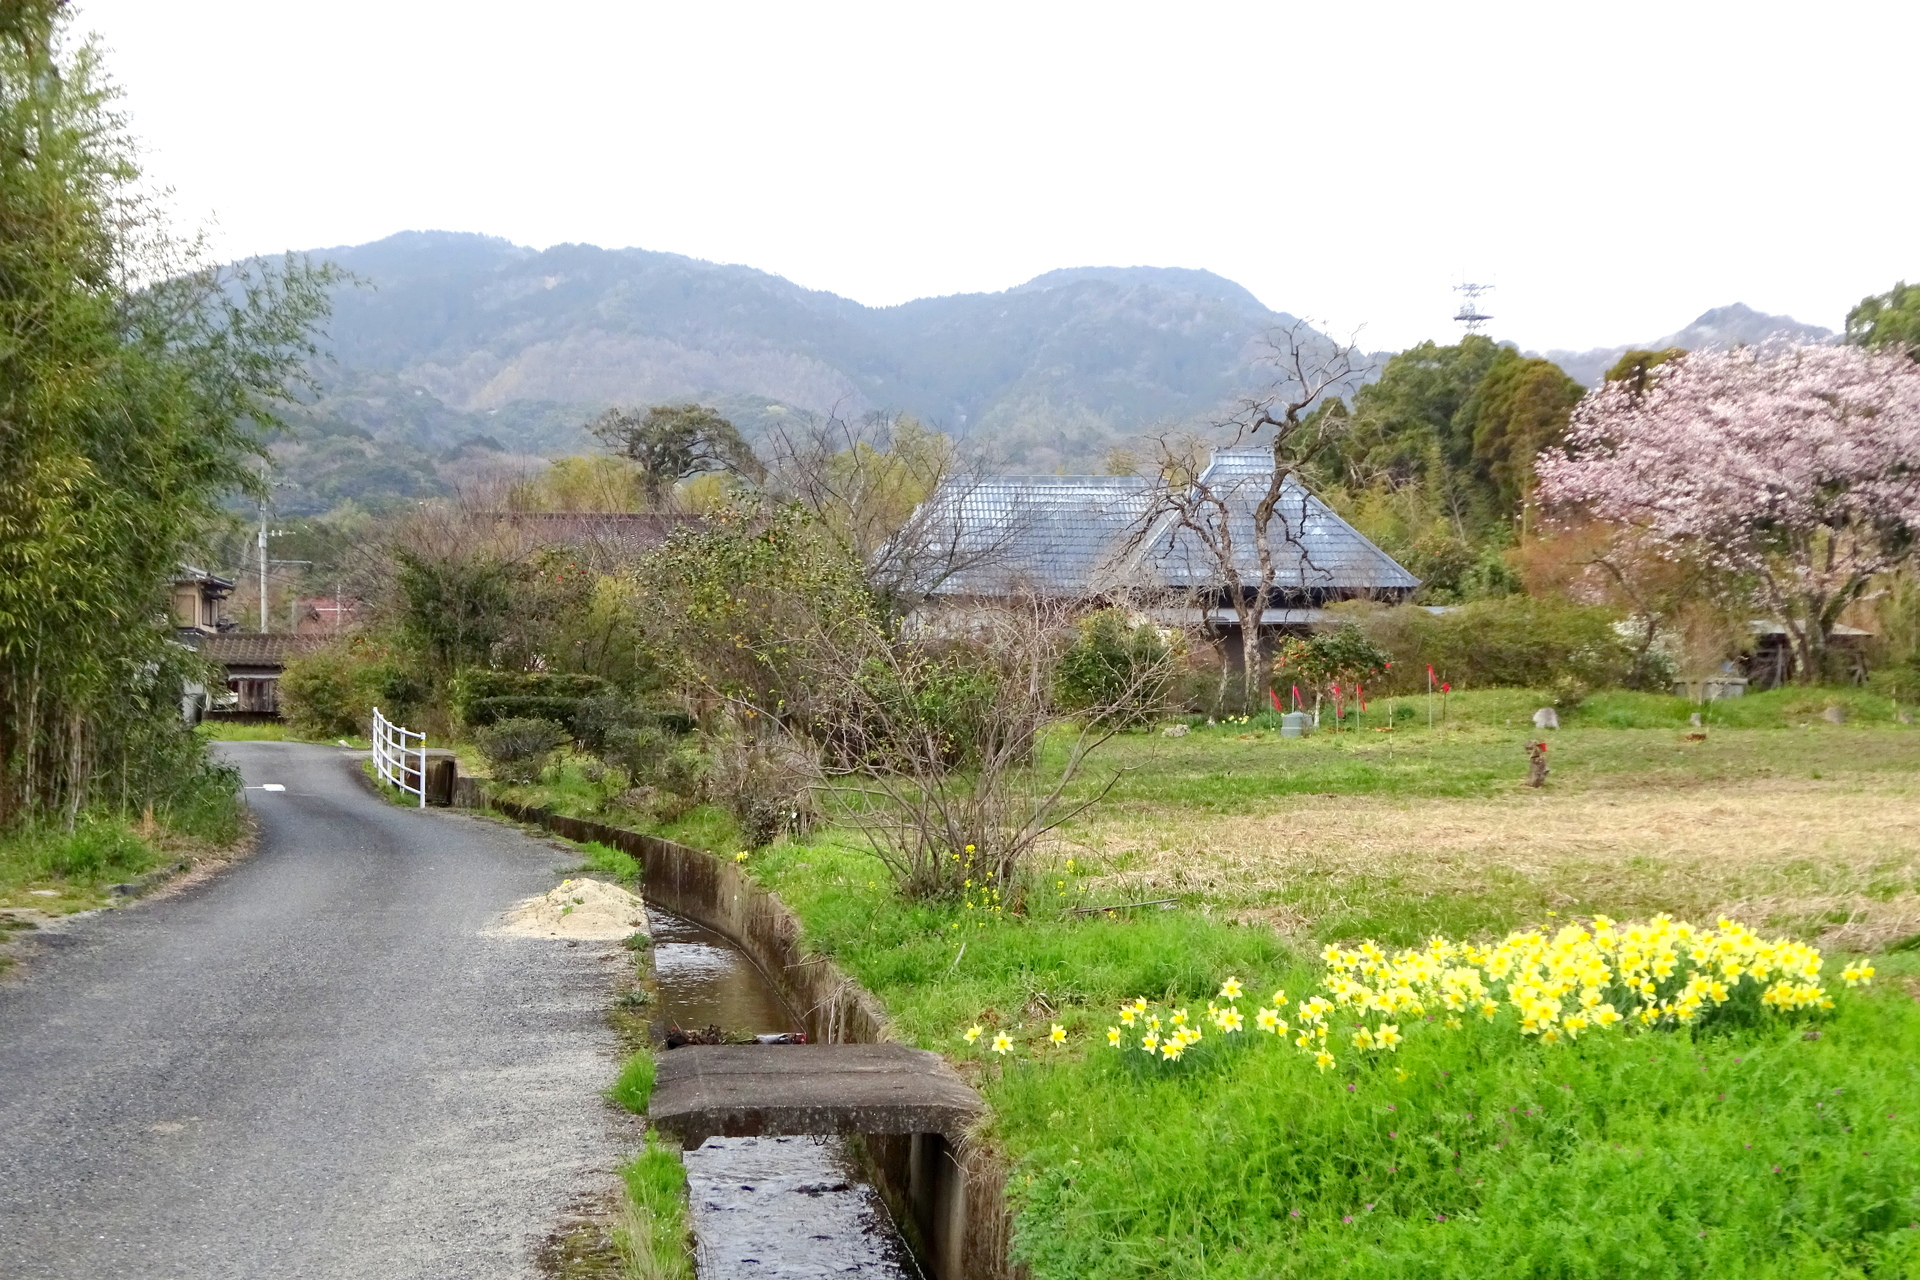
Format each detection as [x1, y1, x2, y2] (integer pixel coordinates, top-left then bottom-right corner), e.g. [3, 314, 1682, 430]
[963, 1024, 983, 1044]
[1048, 1023, 1067, 1046]
[990, 1032, 1013, 1055]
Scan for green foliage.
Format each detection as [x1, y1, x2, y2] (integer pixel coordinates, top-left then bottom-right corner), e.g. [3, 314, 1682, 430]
[1333, 599, 1630, 695]
[608, 1049, 656, 1113]
[472, 716, 570, 784]
[588, 402, 762, 505]
[1463, 354, 1586, 510]
[0, 818, 157, 893]
[998, 987, 1920, 1279]
[1278, 622, 1393, 698]
[616, 1131, 695, 1280]
[634, 502, 877, 723]
[0, 3, 333, 827]
[1343, 335, 1508, 495]
[393, 548, 514, 677]
[1056, 610, 1178, 729]
[573, 839, 641, 885]
[281, 641, 417, 738]
[464, 694, 588, 729]
[1846, 281, 1920, 359]
[1329, 338, 1584, 601]
[1603, 346, 1687, 391]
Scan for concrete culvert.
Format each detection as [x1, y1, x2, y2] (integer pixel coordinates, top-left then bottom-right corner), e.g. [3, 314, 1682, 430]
[488, 877, 647, 941]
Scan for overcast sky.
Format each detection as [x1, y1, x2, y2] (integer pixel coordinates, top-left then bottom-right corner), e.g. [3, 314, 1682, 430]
[76, 0, 1918, 354]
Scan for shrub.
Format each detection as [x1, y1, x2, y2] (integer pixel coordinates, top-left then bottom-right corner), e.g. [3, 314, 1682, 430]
[464, 694, 586, 729]
[1056, 610, 1179, 729]
[281, 643, 416, 738]
[473, 716, 570, 784]
[1277, 622, 1392, 703]
[708, 733, 817, 848]
[1330, 597, 1631, 694]
[449, 669, 608, 729]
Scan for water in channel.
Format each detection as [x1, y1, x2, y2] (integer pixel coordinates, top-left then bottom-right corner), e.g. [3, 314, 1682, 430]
[647, 907, 923, 1280]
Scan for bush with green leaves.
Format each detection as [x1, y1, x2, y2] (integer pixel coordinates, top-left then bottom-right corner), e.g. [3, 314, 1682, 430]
[1277, 622, 1394, 704]
[1055, 610, 1179, 729]
[472, 717, 571, 784]
[281, 643, 419, 739]
[1330, 597, 1631, 695]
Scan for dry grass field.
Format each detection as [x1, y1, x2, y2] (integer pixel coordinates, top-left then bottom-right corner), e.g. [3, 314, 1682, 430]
[1063, 689, 1920, 951]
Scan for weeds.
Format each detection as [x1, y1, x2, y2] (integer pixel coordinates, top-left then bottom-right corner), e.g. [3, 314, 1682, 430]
[614, 1134, 694, 1280]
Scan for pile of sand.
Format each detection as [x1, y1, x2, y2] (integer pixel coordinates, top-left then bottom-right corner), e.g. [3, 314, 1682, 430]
[490, 877, 648, 941]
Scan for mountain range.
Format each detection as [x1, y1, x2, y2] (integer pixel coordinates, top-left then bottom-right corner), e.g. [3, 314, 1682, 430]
[1535, 303, 1835, 387]
[270, 231, 1836, 515]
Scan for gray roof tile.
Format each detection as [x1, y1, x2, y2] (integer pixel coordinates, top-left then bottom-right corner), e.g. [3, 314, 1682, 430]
[916, 449, 1417, 598]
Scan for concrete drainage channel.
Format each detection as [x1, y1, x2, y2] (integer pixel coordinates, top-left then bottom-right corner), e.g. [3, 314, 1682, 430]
[485, 798, 1015, 1280]
[648, 907, 923, 1278]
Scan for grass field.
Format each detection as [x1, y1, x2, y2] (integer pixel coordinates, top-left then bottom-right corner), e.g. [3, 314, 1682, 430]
[510, 686, 1920, 1278]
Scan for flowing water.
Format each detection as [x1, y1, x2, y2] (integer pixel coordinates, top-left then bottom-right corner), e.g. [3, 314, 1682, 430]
[647, 908, 923, 1280]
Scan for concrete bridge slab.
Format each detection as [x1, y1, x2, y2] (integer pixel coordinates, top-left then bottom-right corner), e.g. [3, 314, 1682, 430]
[649, 1043, 983, 1151]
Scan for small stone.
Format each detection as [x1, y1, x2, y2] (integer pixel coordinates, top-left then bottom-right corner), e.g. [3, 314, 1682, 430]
[1162, 724, 1190, 738]
[1532, 707, 1559, 730]
[1689, 712, 1703, 728]
[1823, 705, 1847, 724]
[29, 890, 58, 898]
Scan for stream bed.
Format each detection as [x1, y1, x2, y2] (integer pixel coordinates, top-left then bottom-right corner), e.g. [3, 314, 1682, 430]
[647, 908, 923, 1280]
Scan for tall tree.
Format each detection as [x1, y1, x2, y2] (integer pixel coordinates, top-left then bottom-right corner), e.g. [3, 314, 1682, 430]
[1537, 346, 1920, 683]
[1846, 281, 1920, 360]
[1133, 321, 1367, 710]
[0, 0, 333, 826]
[587, 403, 763, 505]
[1465, 353, 1586, 519]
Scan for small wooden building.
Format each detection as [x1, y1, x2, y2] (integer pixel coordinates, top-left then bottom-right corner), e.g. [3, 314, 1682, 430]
[188, 634, 325, 719]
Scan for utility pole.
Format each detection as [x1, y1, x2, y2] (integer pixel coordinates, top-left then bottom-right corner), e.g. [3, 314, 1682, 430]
[258, 510, 269, 633]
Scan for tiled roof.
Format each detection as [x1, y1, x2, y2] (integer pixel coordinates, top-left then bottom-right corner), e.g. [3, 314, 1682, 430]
[186, 634, 327, 669]
[1139, 450, 1420, 593]
[913, 449, 1418, 600]
[914, 475, 1157, 595]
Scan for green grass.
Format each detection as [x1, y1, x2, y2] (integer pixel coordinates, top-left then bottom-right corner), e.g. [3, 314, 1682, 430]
[996, 975, 1920, 1279]
[1067, 688, 1920, 817]
[0, 819, 167, 911]
[609, 1048, 657, 1114]
[616, 1133, 695, 1280]
[480, 685, 1920, 1276]
[195, 720, 293, 741]
[0, 755, 243, 911]
[493, 753, 750, 853]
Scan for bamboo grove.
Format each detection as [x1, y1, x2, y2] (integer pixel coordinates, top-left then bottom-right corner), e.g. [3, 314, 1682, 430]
[0, 1, 330, 828]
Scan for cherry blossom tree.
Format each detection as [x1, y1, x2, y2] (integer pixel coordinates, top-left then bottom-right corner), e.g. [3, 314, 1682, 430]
[1535, 345, 1920, 682]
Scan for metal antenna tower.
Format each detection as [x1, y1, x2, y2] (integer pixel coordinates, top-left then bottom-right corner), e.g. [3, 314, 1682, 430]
[1452, 281, 1494, 334]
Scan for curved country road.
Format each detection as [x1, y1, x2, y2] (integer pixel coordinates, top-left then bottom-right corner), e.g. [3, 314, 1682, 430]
[0, 741, 630, 1280]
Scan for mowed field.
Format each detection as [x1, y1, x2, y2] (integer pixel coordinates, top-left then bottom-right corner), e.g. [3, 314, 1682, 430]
[1060, 688, 1920, 954]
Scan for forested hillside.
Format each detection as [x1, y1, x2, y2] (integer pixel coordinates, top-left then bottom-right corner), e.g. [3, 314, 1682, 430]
[273, 232, 1363, 511]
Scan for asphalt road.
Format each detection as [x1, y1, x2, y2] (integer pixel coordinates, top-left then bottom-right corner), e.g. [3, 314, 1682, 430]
[0, 741, 630, 1280]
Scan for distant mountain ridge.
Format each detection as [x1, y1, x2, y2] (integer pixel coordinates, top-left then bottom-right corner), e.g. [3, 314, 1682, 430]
[1537, 302, 1835, 387]
[269, 231, 1836, 515]
[278, 231, 1346, 509]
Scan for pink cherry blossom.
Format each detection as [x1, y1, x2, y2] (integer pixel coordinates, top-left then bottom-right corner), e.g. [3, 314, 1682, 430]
[1537, 346, 1920, 679]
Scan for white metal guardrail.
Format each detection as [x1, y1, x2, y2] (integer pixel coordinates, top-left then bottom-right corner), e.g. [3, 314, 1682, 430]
[371, 706, 427, 808]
